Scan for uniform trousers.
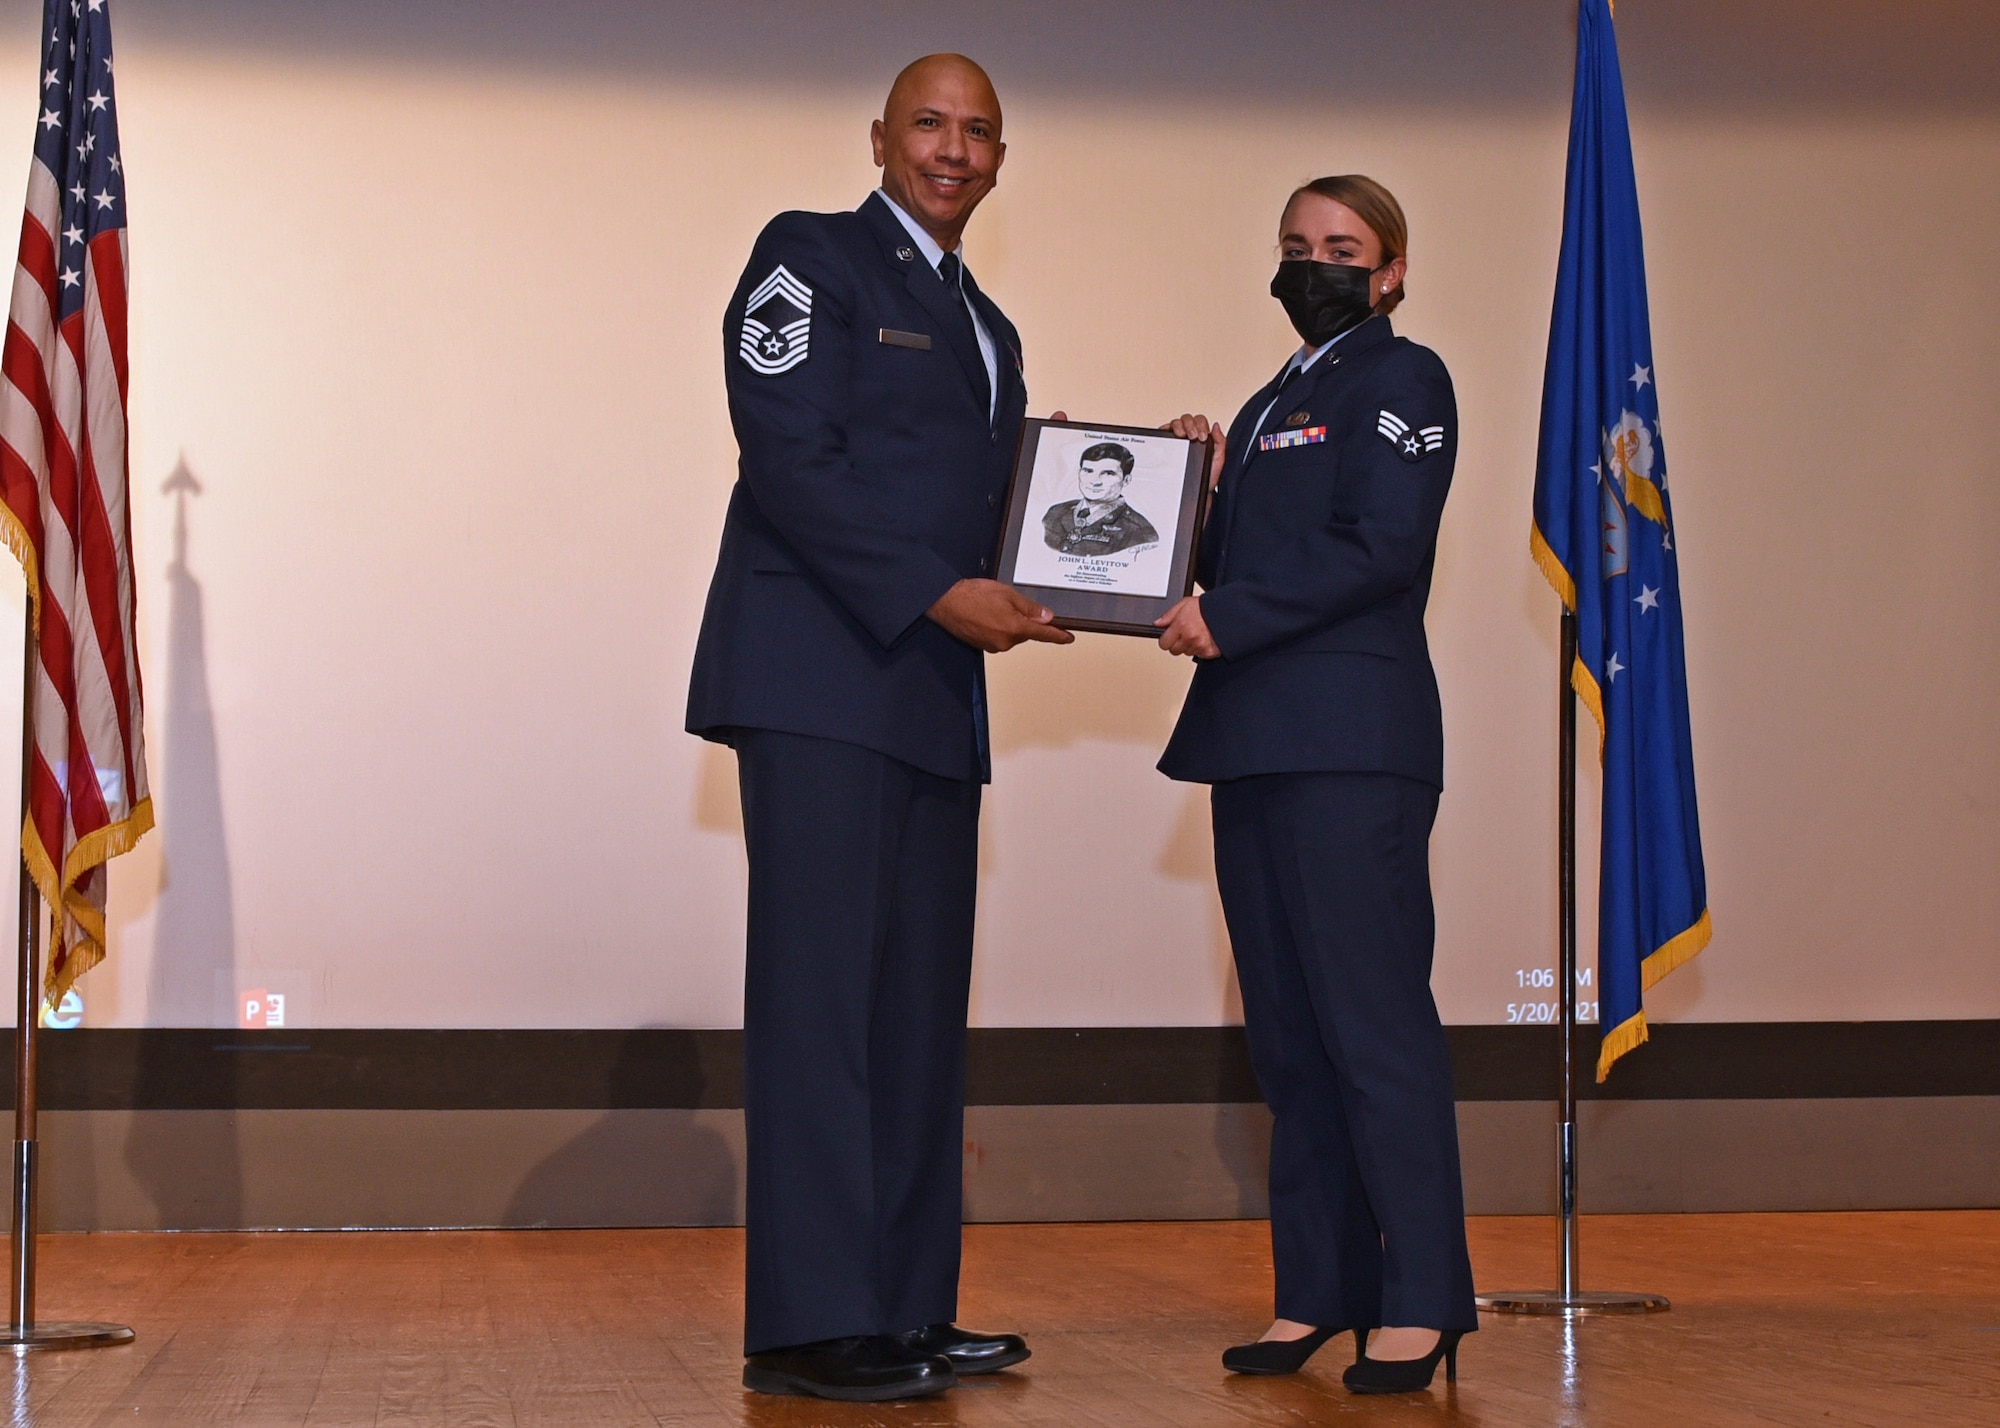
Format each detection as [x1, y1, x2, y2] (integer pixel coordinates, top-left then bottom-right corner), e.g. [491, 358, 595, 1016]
[733, 728, 981, 1354]
[1211, 770, 1478, 1333]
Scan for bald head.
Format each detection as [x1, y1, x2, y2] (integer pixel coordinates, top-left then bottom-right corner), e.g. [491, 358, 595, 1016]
[871, 53, 1006, 251]
[885, 53, 1002, 131]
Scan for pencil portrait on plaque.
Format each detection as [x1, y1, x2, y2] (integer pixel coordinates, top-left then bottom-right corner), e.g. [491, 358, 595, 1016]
[995, 420, 1213, 635]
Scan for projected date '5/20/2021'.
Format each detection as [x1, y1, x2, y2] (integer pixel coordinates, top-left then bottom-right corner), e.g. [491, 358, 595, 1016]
[1506, 966, 1598, 1024]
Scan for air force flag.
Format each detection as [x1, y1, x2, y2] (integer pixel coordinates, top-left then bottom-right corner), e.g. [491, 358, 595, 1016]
[1531, 0, 1711, 1081]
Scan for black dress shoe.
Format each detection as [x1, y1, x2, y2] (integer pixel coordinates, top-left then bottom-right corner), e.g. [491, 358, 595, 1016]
[1342, 1330, 1463, 1394]
[893, 1322, 1031, 1374]
[1222, 1326, 1368, 1375]
[742, 1335, 956, 1401]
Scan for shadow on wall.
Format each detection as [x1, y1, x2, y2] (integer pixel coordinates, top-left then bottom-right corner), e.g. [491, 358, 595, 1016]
[1156, 782, 1211, 882]
[113, 1, 2000, 116]
[987, 633, 1190, 756]
[1213, 1102, 1275, 1219]
[692, 740, 742, 836]
[506, 1029, 739, 1227]
[1157, 781, 1244, 1022]
[122, 457, 243, 1228]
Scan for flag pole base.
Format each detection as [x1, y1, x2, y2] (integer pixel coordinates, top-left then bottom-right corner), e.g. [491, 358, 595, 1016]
[1476, 1290, 1669, 1316]
[0, 1322, 133, 1353]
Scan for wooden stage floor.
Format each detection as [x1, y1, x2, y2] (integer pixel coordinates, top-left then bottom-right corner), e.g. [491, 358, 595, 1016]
[6, 1213, 1996, 1425]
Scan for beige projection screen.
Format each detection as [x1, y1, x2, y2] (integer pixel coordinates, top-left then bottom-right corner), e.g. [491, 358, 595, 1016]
[1, 1, 1993, 1031]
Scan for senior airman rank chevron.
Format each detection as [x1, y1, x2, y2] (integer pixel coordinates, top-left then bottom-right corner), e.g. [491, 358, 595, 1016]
[1377, 410, 1445, 462]
[738, 263, 813, 375]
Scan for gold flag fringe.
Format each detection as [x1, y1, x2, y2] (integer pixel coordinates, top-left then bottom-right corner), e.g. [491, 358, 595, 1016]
[1529, 523, 1607, 754]
[1532, 523, 1711, 1082]
[0, 505, 42, 630]
[1596, 908, 1712, 1082]
[23, 797, 154, 1011]
[9, 484, 153, 1011]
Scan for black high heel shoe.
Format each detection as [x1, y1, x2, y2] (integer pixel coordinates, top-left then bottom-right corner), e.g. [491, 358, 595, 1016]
[1222, 1326, 1369, 1376]
[1341, 1329, 1461, 1393]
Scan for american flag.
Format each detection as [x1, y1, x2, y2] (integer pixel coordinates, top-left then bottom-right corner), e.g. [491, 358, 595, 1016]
[0, 0, 150, 1005]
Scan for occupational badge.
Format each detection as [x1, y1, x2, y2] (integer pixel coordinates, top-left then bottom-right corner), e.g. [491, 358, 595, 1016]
[1283, 411, 1311, 427]
[738, 264, 813, 375]
[1376, 409, 1444, 462]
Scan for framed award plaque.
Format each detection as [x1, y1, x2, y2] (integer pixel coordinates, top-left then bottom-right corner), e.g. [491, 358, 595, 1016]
[993, 418, 1215, 637]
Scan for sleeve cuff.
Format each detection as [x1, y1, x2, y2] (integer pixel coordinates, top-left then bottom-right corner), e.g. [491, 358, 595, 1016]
[872, 557, 966, 648]
[1198, 589, 1248, 661]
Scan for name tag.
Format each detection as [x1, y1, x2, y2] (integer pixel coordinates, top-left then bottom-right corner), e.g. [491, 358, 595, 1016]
[1259, 425, 1326, 452]
[878, 328, 932, 350]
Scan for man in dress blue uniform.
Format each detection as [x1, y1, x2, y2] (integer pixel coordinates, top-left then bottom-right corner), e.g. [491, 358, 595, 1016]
[1042, 442, 1161, 556]
[686, 54, 1071, 1403]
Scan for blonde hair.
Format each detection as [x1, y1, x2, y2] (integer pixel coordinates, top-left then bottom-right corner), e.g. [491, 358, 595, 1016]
[1285, 174, 1409, 314]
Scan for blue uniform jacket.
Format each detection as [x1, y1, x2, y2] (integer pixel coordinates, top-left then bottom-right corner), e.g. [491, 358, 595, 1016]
[686, 194, 1026, 783]
[1158, 316, 1457, 787]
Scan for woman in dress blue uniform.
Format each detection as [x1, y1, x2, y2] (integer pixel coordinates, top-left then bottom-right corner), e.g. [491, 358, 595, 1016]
[1155, 175, 1476, 1394]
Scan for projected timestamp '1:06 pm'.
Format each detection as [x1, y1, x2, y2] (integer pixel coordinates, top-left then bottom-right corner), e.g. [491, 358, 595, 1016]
[1506, 966, 1598, 1024]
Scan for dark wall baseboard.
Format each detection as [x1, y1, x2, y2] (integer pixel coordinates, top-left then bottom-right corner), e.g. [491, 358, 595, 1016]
[8, 1021, 1996, 1111]
[36, 1098, 2000, 1230]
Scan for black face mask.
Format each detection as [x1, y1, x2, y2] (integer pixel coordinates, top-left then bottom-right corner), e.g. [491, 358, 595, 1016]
[1269, 259, 1377, 346]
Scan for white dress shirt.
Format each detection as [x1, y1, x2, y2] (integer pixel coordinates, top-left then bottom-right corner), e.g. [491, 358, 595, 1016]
[1253, 325, 1363, 436]
[876, 188, 1000, 422]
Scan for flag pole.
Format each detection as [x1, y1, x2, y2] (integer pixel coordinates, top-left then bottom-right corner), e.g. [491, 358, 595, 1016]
[1557, 603, 1581, 1299]
[1474, 606, 1668, 1317]
[2, 602, 130, 1351]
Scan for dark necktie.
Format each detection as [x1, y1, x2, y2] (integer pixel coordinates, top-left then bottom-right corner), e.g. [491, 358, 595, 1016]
[1213, 361, 1306, 574]
[940, 252, 995, 767]
[936, 252, 992, 418]
[1256, 361, 1306, 441]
